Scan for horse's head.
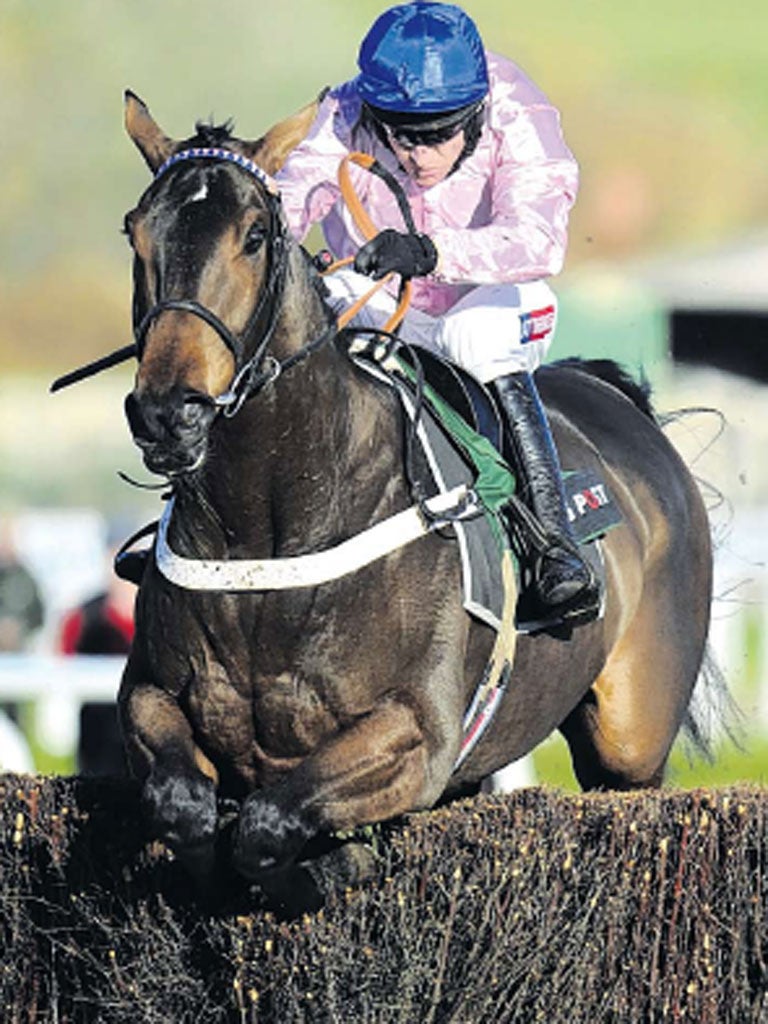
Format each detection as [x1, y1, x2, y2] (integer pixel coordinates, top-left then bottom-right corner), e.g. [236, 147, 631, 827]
[122, 92, 321, 477]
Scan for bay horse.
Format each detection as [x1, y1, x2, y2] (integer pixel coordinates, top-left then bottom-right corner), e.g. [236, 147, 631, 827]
[117, 92, 713, 898]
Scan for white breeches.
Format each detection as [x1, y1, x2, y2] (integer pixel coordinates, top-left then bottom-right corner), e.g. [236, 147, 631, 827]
[324, 268, 558, 382]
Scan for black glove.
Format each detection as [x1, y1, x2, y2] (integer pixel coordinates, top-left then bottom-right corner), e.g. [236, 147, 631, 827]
[354, 229, 438, 280]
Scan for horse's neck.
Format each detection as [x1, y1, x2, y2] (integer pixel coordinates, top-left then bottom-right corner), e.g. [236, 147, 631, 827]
[175, 309, 405, 559]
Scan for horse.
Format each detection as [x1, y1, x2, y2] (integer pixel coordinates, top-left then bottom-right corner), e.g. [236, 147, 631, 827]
[116, 92, 713, 901]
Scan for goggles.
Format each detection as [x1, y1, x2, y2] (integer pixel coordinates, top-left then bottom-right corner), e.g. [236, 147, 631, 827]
[370, 102, 483, 151]
[383, 121, 464, 150]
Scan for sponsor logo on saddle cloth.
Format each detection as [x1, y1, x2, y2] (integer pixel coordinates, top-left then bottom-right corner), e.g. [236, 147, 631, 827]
[563, 469, 621, 544]
[519, 304, 556, 344]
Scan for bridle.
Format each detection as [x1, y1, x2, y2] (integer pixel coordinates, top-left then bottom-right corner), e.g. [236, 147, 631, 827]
[135, 147, 297, 417]
[51, 146, 416, 413]
[51, 146, 336, 413]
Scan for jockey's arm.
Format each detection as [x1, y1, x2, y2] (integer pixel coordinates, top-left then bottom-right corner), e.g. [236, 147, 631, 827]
[275, 93, 348, 243]
[430, 107, 579, 286]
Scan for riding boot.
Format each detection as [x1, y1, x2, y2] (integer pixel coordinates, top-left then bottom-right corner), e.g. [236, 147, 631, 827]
[494, 371, 601, 628]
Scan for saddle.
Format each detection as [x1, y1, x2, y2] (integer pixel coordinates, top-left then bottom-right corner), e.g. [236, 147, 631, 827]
[399, 345, 505, 452]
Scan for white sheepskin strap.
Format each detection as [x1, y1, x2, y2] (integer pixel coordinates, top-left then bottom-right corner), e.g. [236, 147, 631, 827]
[155, 485, 474, 592]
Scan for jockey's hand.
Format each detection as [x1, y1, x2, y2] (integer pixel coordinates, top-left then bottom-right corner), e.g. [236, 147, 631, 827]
[354, 229, 437, 280]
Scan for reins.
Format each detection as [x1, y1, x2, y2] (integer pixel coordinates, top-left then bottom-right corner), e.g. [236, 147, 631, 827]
[327, 152, 413, 335]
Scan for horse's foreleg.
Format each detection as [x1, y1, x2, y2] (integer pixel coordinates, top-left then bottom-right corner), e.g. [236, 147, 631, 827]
[119, 674, 219, 877]
[233, 697, 437, 878]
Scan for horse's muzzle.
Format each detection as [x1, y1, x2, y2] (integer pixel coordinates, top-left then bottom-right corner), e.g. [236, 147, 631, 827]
[125, 388, 217, 476]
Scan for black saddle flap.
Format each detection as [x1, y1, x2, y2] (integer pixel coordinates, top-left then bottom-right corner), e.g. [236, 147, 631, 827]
[395, 347, 504, 452]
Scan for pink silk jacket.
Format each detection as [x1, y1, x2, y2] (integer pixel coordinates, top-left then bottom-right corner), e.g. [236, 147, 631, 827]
[276, 51, 579, 317]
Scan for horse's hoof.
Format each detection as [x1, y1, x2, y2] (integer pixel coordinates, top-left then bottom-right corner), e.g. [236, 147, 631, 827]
[250, 864, 325, 919]
[232, 793, 313, 879]
[307, 839, 379, 892]
[247, 841, 378, 919]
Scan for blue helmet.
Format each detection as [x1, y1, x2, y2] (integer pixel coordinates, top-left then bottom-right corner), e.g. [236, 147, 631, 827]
[356, 2, 489, 115]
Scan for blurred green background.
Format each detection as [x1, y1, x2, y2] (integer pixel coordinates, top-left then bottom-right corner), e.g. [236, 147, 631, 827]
[3, 0, 768, 500]
[3, 0, 767, 374]
[1, 0, 767, 783]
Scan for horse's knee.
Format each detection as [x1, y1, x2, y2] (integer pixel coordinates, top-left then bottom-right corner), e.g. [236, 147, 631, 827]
[562, 700, 670, 790]
[143, 760, 218, 859]
[576, 744, 666, 790]
[232, 789, 315, 878]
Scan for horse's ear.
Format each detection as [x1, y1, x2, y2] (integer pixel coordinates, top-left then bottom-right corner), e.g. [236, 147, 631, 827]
[244, 90, 327, 175]
[124, 90, 176, 173]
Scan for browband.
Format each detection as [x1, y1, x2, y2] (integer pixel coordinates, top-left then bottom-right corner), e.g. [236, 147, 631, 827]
[154, 147, 279, 195]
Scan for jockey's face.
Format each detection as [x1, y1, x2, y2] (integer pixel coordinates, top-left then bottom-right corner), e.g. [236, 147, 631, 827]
[386, 129, 466, 188]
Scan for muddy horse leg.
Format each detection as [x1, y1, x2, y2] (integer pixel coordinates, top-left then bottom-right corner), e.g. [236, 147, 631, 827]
[233, 697, 442, 877]
[119, 671, 220, 877]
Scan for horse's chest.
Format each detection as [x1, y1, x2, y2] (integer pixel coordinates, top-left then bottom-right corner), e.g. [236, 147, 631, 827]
[185, 660, 340, 774]
[142, 578, 381, 777]
[251, 673, 340, 756]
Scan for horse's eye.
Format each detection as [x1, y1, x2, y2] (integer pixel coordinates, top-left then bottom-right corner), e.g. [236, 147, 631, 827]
[244, 224, 267, 255]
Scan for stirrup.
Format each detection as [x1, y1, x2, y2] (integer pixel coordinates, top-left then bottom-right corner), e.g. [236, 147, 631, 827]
[516, 546, 601, 634]
[516, 586, 601, 635]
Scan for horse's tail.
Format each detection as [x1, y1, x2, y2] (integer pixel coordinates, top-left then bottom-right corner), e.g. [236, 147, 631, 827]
[680, 641, 743, 763]
[548, 357, 656, 421]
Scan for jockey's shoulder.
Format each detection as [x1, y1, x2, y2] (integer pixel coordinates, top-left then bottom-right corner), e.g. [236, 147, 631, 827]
[484, 50, 560, 123]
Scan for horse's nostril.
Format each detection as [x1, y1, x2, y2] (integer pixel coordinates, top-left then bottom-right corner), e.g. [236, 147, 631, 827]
[125, 389, 212, 434]
[124, 391, 149, 439]
[180, 394, 216, 432]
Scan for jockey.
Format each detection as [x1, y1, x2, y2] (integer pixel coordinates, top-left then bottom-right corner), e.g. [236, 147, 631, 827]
[276, 1, 600, 629]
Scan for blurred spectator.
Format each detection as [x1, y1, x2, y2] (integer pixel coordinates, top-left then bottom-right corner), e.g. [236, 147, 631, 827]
[58, 578, 134, 656]
[57, 530, 136, 777]
[0, 517, 43, 772]
[0, 518, 45, 652]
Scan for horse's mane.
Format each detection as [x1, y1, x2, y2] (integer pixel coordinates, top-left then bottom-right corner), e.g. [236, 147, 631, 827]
[551, 357, 656, 422]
